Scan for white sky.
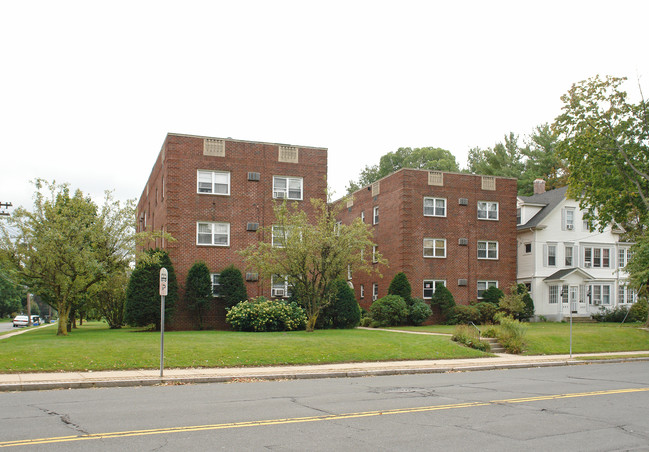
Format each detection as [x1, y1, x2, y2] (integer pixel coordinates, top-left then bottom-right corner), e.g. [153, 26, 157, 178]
[1, 0, 648, 211]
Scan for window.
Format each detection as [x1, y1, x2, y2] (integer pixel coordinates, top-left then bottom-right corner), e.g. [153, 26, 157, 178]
[273, 176, 303, 200]
[197, 222, 230, 246]
[619, 248, 632, 268]
[423, 238, 446, 258]
[583, 246, 611, 268]
[197, 170, 230, 195]
[423, 280, 445, 299]
[372, 245, 378, 263]
[477, 280, 498, 299]
[590, 284, 611, 305]
[517, 208, 522, 225]
[372, 283, 379, 301]
[272, 226, 287, 248]
[360, 284, 365, 299]
[524, 243, 532, 254]
[547, 244, 557, 266]
[549, 285, 559, 304]
[477, 241, 498, 259]
[335, 221, 342, 236]
[361, 211, 365, 223]
[477, 201, 498, 220]
[423, 197, 446, 217]
[347, 264, 352, 280]
[211, 273, 220, 297]
[373, 206, 379, 225]
[619, 284, 636, 304]
[563, 208, 575, 230]
[271, 275, 291, 298]
[565, 245, 573, 266]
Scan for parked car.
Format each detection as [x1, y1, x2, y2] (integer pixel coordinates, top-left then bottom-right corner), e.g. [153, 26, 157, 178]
[12, 315, 29, 327]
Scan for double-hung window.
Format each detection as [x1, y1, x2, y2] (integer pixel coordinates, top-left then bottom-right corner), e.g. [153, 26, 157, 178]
[423, 238, 446, 258]
[423, 197, 446, 217]
[565, 245, 573, 266]
[272, 226, 287, 248]
[590, 284, 611, 305]
[563, 208, 575, 230]
[372, 245, 378, 263]
[477, 241, 498, 259]
[618, 284, 636, 304]
[197, 170, 230, 195]
[197, 222, 230, 246]
[211, 273, 221, 297]
[423, 280, 445, 299]
[372, 283, 379, 301]
[273, 176, 303, 200]
[583, 246, 611, 268]
[547, 244, 557, 266]
[477, 280, 498, 299]
[619, 248, 632, 268]
[477, 201, 498, 220]
[373, 206, 379, 225]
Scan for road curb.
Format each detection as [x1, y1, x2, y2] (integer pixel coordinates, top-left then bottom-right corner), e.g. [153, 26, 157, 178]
[2, 357, 648, 392]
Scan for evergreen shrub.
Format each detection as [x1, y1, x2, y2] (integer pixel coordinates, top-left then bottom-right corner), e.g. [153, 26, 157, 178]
[225, 297, 306, 332]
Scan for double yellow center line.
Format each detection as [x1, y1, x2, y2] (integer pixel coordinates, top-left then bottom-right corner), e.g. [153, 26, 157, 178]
[2, 387, 648, 448]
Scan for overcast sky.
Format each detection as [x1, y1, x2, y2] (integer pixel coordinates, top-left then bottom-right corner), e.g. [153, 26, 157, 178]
[1, 0, 647, 212]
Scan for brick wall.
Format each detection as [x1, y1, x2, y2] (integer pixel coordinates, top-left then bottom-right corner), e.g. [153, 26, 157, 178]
[136, 133, 327, 330]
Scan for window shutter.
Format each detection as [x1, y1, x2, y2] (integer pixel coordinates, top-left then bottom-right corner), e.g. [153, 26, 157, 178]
[543, 244, 548, 267]
[574, 245, 579, 267]
[561, 209, 566, 231]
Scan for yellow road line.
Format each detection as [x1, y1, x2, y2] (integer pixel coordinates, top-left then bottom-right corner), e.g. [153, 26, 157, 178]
[1, 387, 648, 448]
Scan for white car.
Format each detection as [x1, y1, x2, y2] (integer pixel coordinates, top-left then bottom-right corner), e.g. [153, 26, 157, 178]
[12, 315, 29, 327]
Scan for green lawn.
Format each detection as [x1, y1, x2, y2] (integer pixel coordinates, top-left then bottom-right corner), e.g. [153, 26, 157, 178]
[0, 322, 488, 373]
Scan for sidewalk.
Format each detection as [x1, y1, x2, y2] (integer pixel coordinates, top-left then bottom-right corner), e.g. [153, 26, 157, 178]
[2, 351, 648, 392]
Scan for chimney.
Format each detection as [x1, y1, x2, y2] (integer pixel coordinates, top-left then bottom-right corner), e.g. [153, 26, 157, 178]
[533, 179, 546, 195]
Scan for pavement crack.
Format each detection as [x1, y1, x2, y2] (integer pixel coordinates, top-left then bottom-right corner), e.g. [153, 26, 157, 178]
[34, 406, 89, 435]
[290, 397, 335, 416]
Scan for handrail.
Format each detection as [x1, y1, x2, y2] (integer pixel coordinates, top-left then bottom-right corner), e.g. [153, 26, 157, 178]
[469, 322, 481, 339]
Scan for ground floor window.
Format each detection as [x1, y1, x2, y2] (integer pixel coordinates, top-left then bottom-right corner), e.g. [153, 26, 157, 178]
[211, 273, 220, 297]
[618, 284, 637, 304]
[423, 280, 446, 299]
[372, 283, 379, 301]
[589, 284, 611, 305]
[477, 280, 498, 299]
[549, 285, 559, 304]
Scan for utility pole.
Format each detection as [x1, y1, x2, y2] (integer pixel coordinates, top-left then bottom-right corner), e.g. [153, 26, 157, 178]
[0, 201, 12, 217]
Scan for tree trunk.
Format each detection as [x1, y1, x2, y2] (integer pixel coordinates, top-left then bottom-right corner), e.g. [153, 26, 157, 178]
[57, 304, 71, 336]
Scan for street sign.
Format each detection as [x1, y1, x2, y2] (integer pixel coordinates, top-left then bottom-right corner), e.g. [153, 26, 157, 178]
[159, 268, 168, 296]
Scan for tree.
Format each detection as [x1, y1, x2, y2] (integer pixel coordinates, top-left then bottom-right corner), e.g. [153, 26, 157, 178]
[553, 75, 649, 234]
[347, 147, 460, 193]
[185, 261, 212, 329]
[88, 268, 128, 329]
[0, 253, 24, 317]
[519, 124, 567, 196]
[626, 233, 649, 302]
[430, 284, 455, 322]
[499, 286, 526, 319]
[467, 133, 526, 192]
[240, 197, 385, 332]
[124, 249, 177, 330]
[0, 180, 135, 335]
[387, 272, 412, 305]
[317, 278, 361, 329]
[218, 265, 248, 309]
[516, 284, 535, 321]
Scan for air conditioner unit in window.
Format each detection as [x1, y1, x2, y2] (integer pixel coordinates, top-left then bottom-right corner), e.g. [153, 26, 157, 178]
[247, 172, 260, 181]
[245, 272, 259, 281]
[584, 262, 591, 268]
[593, 299, 601, 306]
[458, 238, 469, 246]
[274, 191, 286, 198]
[246, 222, 259, 231]
[566, 224, 574, 230]
[458, 198, 469, 206]
[458, 279, 468, 286]
[271, 288, 285, 297]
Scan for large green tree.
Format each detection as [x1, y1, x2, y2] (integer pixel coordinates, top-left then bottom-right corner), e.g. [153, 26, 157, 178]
[185, 261, 212, 329]
[240, 197, 385, 332]
[0, 180, 135, 335]
[553, 75, 649, 234]
[218, 265, 248, 309]
[347, 147, 460, 193]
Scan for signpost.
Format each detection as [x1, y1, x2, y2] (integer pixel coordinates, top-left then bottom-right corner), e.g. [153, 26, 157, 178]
[159, 268, 168, 378]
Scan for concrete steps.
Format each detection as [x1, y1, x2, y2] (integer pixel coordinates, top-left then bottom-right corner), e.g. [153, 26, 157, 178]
[481, 337, 506, 353]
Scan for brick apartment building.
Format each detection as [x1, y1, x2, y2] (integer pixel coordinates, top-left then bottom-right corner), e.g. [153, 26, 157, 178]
[136, 133, 327, 329]
[335, 169, 518, 311]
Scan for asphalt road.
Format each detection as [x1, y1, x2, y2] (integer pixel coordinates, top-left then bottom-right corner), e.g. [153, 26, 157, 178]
[0, 321, 15, 332]
[1, 362, 648, 451]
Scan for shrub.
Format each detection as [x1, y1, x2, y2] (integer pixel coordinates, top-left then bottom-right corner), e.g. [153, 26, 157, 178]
[408, 298, 432, 326]
[450, 305, 480, 325]
[516, 284, 535, 321]
[451, 325, 490, 352]
[493, 315, 527, 354]
[125, 249, 177, 330]
[185, 261, 212, 329]
[218, 265, 248, 309]
[387, 272, 412, 305]
[225, 297, 306, 332]
[592, 306, 629, 322]
[499, 285, 526, 318]
[482, 286, 504, 305]
[317, 279, 361, 329]
[628, 299, 648, 323]
[369, 295, 409, 327]
[475, 302, 498, 324]
[430, 284, 456, 323]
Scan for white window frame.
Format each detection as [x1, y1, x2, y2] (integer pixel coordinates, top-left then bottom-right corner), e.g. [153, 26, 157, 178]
[211, 273, 221, 297]
[372, 245, 378, 263]
[583, 246, 611, 269]
[361, 211, 365, 223]
[547, 244, 557, 267]
[477, 280, 498, 299]
[565, 245, 573, 267]
[197, 170, 230, 195]
[619, 248, 632, 268]
[360, 284, 365, 299]
[563, 208, 575, 230]
[589, 283, 611, 305]
[372, 283, 379, 301]
[477, 201, 499, 220]
[549, 285, 559, 304]
[423, 280, 446, 300]
[197, 222, 230, 246]
[618, 284, 636, 304]
[373, 206, 379, 225]
[477, 240, 498, 260]
[272, 225, 287, 248]
[273, 176, 303, 200]
[271, 275, 292, 298]
[423, 197, 446, 217]
[423, 238, 446, 258]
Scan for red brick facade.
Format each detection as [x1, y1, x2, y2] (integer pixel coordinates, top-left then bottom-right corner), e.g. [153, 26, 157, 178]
[335, 169, 518, 312]
[136, 133, 328, 329]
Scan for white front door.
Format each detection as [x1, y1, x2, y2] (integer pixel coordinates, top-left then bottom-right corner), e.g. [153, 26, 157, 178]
[569, 286, 579, 314]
